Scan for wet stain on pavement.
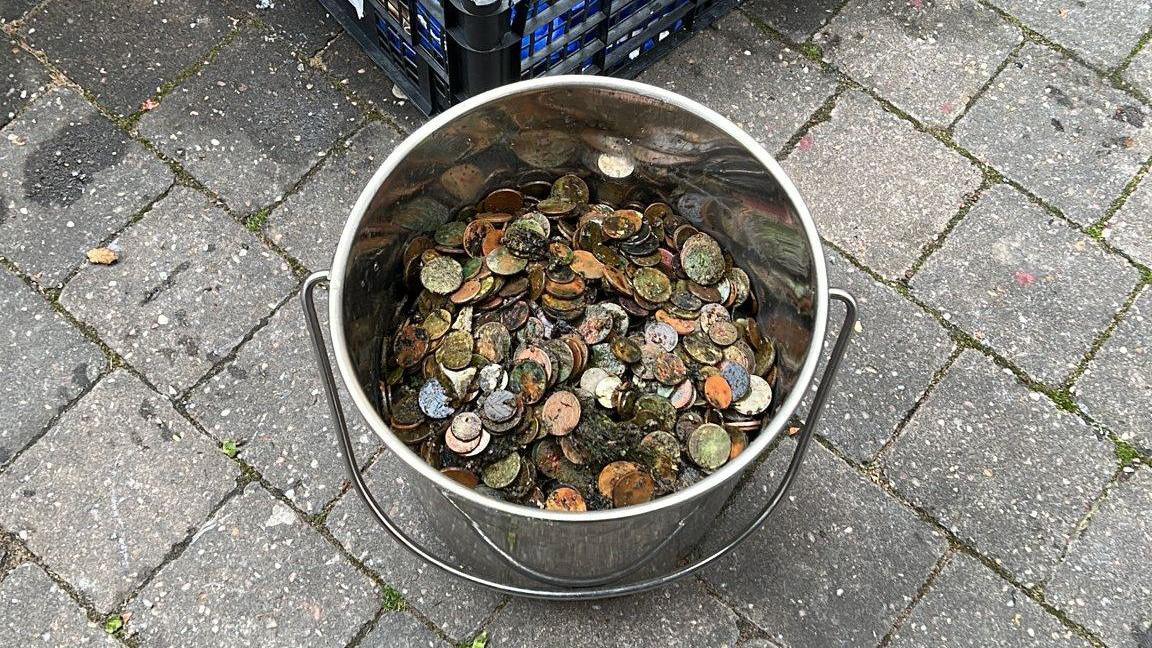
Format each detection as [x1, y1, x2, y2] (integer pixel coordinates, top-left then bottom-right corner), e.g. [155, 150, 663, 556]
[23, 115, 129, 208]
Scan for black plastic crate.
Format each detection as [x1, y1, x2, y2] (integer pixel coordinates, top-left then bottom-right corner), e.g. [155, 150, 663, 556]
[319, 0, 739, 115]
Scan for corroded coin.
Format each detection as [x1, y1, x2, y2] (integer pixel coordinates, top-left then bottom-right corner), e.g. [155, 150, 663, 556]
[679, 232, 725, 286]
[733, 375, 772, 416]
[421, 255, 464, 295]
[482, 453, 522, 489]
[611, 470, 656, 507]
[418, 379, 454, 419]
[436, 330, 474, 370]
[545, 486, 587, 512]
[541, 390, 581, 436]
[688, 423, 731, 470]
[450, 411, 482, 442]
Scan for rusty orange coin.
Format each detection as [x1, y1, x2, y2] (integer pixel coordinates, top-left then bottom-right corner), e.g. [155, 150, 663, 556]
[704, 374, 733, 409]
[545, 486, 587, 512]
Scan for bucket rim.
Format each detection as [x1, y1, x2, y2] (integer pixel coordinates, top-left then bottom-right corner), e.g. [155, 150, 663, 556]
[327, 75, 829, 522]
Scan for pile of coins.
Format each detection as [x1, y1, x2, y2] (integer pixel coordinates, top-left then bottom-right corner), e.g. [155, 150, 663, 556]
[383, 175, 778, 511]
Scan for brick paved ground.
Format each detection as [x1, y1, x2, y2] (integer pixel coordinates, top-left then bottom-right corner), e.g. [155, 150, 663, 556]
[1, 1, 1149, 647]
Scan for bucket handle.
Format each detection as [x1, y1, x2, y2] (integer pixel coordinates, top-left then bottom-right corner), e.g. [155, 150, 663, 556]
[303, 270, 857, 600]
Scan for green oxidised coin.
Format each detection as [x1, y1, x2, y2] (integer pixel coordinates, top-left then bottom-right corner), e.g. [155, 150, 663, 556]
[688, 423, 731, 470]
[434, 220, 467, 248]
[420, 255, 464, 295]
[679, 232, 725, 286]
[482, 453, 522, 489]
[632, 267, 672, 303]
[436, 330, 474, 370]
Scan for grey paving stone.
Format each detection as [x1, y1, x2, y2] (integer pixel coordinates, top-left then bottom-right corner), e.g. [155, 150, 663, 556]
[487, 579, 740, 647]
[0, 0, 38, 23]
[265, 120, 400, 271]
[986, 0, 1151, 70]
[0, 371, 236, 610]
[702, 441, 947, 648]
[1106, 173, 1152, 268]
[0, 88, 173, 286]
[59, 187, 295, 394]
[0, 269, 103, 466]
[0, 564, 118, 647]
[126, 485, 379, 648]
[319, 33, 426, 132]
[1047, 467, 1152, 648]
[240, 0, 341, 54]
[953, 43, 1152, 227]
[325, 449, 504, 641]
[884, 351, 1115, 584]
[1, 38, 51, 127]
[1125, 43, 1152, 98]
[640, 13, 838, 154]
[138, 29, 361, 212]
[815, 0, 1021, 127]
[911, 184, 1140, 386]
[360, 613, 451, 647]
[804, 251, 954, 463]
[743, 0, 845, 42]
[25, 0, 239, 116]
[784, 89, 982, 279]
[889, 553, 1091, 648]
[1074, 287, 1152, 450]
[186, 291, 380, 514]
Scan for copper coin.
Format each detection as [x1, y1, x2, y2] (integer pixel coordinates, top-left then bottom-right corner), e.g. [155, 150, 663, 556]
[440, 467, 479, 488]
[482, 188, 524, 213]
[541, 390, 581, 436]
[598, 461, 642, 499]
[570, 250, 605, 279]
[449, 411, 483, 442]
[611, 470, 655, 507]
[545, 486, 587, 512]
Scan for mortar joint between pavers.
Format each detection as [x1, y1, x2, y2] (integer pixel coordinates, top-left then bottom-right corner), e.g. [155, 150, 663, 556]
[50, 181, 179, 298]
[945, 541, 1110, 648]
[869, 346, 965, 467]
[1092, 151, 1152, 234]
[173, 284, 302, 406]
[1041, 463, 1134, 597]
[0, 0, 57, 36]
[1112, 26, 1152, 79]
[109, 482, 249, 635]
[0, 529, 139, 647]
[874, 548, 957, 648]
[1064, 280, 1149, 391]
[774, 84, 846, 161]
[974, 0, 1148, 105]
[823, 239, 1107, 427]
[947, 38, 1028, 133]
[817, 436, 1111, 648]
[119, 20, 255, 130]
[904, 178, 994, 281]
[693, 572, 775, 645]
[14, 20, 347, 280]
[241, 478, 453, 637]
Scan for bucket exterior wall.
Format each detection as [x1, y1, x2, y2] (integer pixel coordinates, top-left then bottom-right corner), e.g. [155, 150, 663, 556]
[327, 77, 829, 589]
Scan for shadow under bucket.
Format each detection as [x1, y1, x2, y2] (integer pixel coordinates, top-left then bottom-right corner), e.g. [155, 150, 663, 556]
[302, 76, 857, 600]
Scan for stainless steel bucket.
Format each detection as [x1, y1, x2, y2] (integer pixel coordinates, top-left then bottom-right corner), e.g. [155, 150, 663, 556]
[302, 76, 857, 600]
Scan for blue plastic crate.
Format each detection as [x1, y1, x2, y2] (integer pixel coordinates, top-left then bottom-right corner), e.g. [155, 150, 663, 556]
[320, 0, 737, 114]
